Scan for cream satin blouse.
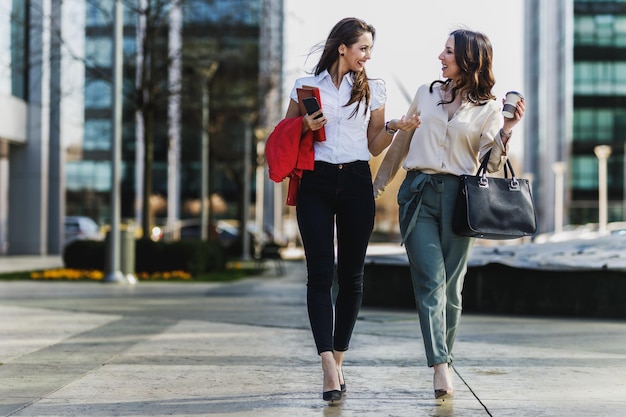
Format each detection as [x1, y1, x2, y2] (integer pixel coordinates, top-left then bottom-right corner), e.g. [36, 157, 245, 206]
[403, 83, 508, 176]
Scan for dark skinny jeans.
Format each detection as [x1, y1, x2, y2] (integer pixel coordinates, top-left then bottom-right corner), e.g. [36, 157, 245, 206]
[296, 160, 375, 354]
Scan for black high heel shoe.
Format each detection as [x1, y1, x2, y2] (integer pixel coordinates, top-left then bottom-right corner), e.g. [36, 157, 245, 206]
[323, 390, 342, 402]
[339, 369, 346, 393]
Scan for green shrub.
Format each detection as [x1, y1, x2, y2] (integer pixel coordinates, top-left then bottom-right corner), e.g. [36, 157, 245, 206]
[63, 239, 226, 275]
[63, 240, 106, 270]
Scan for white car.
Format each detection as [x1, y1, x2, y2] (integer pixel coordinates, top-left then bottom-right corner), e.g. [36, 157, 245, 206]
[64, 216, 104, 246]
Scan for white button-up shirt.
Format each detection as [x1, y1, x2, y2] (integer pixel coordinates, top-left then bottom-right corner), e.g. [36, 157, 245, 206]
[403, 83, 508, 176]
[290, 70, 386, 164]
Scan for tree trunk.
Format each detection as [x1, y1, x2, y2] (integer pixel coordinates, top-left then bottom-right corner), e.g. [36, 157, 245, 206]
[141, 107, 154, 240]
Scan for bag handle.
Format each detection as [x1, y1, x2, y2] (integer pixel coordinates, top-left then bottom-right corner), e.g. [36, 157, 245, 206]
[477, 150, 520, 189]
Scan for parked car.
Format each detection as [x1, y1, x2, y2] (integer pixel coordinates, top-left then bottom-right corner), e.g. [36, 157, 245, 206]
[64, 216, 104, 246]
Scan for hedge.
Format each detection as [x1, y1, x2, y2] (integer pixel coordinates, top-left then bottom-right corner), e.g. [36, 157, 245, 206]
[63, 238, 226, 276]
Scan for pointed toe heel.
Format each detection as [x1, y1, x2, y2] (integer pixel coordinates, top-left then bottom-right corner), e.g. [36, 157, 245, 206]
[323, 389, 342, 403]
[339, 369, 346, 393]
[434, 389, 454, 401]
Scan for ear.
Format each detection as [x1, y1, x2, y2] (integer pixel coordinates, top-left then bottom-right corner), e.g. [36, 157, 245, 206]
[339, 44, 346, 56]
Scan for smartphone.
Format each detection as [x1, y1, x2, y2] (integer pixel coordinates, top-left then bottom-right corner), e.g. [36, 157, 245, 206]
[302, 97, 323, 119]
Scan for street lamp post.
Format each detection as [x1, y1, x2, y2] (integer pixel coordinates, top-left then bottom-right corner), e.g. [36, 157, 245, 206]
[594, 145, 612, 235]
[199, 63, 218, 241]
[254, 128, 268, 255]
[104, 0, 133, 284]
[552, 162, 567, 235]
[242, 115, 254, 261]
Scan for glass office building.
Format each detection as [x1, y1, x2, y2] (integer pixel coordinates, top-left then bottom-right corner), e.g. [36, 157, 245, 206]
[68, 0, 264, 237]
[525, 0, 626, 232]
[0, 0, 65, 255]
[0, 0, 29, 253]
[571, 0, 626, 224]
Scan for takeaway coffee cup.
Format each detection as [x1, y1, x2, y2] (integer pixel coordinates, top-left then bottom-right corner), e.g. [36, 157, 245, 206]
[502, 91, 523, 118]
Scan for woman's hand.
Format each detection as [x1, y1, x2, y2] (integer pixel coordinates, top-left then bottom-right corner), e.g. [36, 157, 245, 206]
[502, 97, 525, 132]
[387, 112, 421, 132]
[303, 110, 327, 132]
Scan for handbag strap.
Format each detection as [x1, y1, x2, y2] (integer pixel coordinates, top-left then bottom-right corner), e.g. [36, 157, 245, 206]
[477, 149, 520, 188]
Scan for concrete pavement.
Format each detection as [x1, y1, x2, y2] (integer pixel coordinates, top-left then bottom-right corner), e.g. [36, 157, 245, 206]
[1, 255, 626, 416]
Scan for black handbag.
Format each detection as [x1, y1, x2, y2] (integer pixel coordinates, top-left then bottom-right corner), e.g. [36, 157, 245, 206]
[452, 151, 537, 239]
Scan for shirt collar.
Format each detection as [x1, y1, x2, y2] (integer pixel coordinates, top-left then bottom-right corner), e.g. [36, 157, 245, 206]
[316, 69, 354, 86]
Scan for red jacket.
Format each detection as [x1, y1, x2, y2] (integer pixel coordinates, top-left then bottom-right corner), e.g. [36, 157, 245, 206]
[265, 116, 315, 205]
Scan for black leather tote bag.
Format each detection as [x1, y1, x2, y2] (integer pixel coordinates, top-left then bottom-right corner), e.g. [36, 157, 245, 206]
[452, 151, 537, 240]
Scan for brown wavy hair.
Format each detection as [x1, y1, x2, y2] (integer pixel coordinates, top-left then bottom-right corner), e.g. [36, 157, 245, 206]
[430, 29, 496, 106]
[314, 17, 376, 118]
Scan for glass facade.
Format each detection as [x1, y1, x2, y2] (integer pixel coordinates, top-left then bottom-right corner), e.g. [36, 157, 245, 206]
[184, 0, 261, 24]
[0, 0, 28, 100]
[66, 0, 262, 233]
[571, 0, 626, 223]
[10, 0, 27, 99]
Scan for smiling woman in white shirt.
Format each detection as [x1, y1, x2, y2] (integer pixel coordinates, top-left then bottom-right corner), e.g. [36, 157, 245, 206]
[283, 17, 419, 403]
[374, 29, 525, 401]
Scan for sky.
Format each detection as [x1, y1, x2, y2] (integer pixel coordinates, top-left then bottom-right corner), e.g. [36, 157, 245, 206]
[283, 0, 526, 154]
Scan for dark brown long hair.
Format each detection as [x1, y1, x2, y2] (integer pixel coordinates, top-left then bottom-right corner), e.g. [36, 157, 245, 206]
[430, 29, 496, 106]
[314, 17, 376, 117]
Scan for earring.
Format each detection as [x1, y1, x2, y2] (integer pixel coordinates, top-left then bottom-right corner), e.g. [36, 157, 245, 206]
[340, 53, 344, 56]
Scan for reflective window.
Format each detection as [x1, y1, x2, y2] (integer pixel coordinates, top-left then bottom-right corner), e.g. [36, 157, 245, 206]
[86, 0, 134, 27]
[86, 38, 113, 67]
[66, 161, 112, 192]
[86, 0, 112, 27]
[84, 120, 111, 151]
[0, 0, 27, 99]
[574, 62, 626, 94]
[0, 1, 11, 96]
[123, 36, 136, 56]
[183, 0, 260, 24]
[573, 109, 624, 143]
[575, 15, 626, 46]
[85, 80, 112, 109]
[571, 155, 598, 190]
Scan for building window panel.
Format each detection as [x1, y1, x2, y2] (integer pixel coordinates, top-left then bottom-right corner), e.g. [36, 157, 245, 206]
[0, 0, 27, 99]
[574, 109, 616, 143]
[572, 155, 598, 190]
[86, 0, 113, 27]
[597, 111, 613, 141]
[85, 80, 112, 109]
[616, 62, 626, 84]
[616, 16, 626, 46]
[575, 14, 626, 47]
[183, 0, 261, 24]
[575, 16, 596, 44]
[84, 120, 111, 151]
[66, 161, 111, 193]
[595, 15, 615, 46]
[574, 62, 592, 94]
[123, 36, 136, 56]
[94, 162, 112, 192]
[575, 62, 626, 94]
[574, 109, 595, 142]
[85, 38, 113, 67]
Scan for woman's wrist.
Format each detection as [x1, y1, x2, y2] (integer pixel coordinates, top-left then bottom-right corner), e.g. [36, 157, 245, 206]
[385, 121, 398, 135]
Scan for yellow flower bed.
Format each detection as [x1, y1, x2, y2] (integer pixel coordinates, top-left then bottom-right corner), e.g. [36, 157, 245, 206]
[136, 270, 191, 280]
[30, 269, 191, 281]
